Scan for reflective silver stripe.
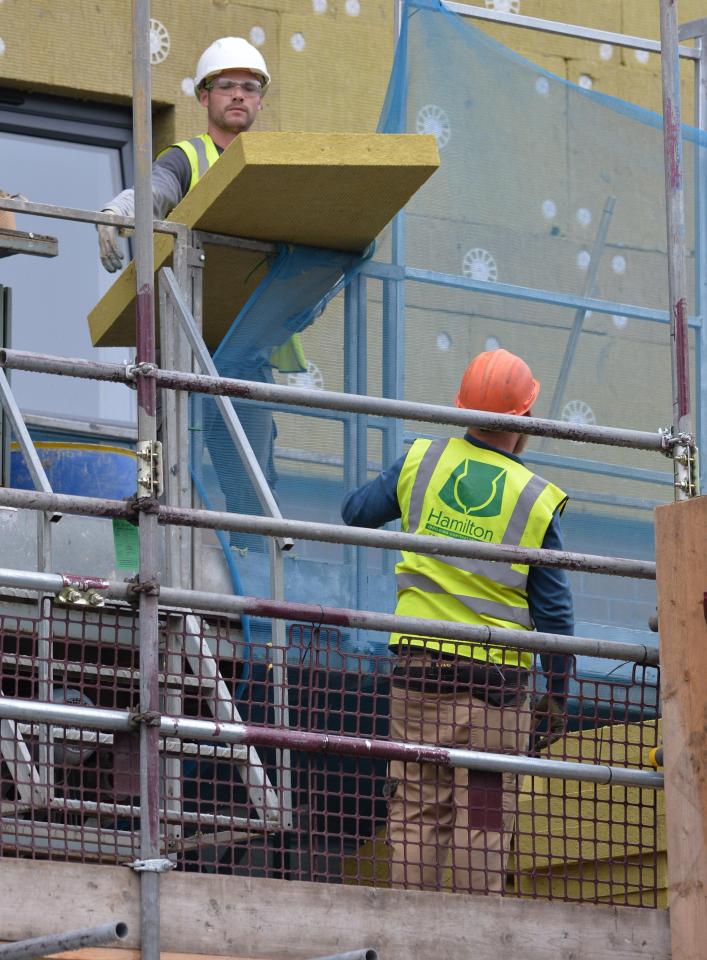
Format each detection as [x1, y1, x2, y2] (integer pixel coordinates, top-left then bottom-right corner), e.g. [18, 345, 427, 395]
[405, 441, 552, 590]
[431, 549, 526, 589]
[408, 438, 448, 531]
[189, 136, 211, 178]
[502, 473, 549, 546]
[396, 572, 533, 628]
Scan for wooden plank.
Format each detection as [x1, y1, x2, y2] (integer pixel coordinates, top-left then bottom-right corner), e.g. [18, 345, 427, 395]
[0, 950, 262, 960]
[0, 859, 671, 960]
[43, 952, 260, 960]
[0, 227, 58, 259]
[655, 496, 707, 960]
[87, 132, 439, 348]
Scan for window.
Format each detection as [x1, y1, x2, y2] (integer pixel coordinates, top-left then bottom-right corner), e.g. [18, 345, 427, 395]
[0, 90, 135, 425]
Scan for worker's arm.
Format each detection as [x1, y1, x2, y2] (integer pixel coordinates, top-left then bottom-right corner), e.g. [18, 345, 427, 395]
[527, 512, 575, 748]
[341, 455, 405, 529]
[96, 147, 191, 272]
[527, 511, 575, 695]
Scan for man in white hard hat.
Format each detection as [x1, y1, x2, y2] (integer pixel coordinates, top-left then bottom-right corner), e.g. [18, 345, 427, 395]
[97, 39, 303, 550]
[97, 37, 270, 269]
[98, 37, 307, 549]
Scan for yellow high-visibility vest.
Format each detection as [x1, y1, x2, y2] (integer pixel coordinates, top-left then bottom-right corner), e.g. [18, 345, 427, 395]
[165, 134, 307, 374]
[391, 436, 568, 669]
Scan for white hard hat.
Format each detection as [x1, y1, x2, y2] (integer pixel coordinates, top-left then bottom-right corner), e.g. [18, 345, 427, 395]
[194, 37, 270, 93]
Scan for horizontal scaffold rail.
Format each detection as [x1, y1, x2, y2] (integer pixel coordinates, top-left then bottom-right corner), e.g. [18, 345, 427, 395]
[0, 196, 180, 235]
[0, 565, 659, 664]
[443, 0, 702, 58]
[0, 696, 664, 790]
[0, 922, 129, 960]
[0, 486, 657, 580]
[0, 348, 668, 450]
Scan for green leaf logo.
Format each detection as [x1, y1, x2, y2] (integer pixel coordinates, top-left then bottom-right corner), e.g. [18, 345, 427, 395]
[438, 460, 507, 517]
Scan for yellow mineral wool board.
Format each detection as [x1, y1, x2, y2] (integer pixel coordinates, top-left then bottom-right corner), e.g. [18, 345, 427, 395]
[477, 0, 621, 62]
[277, 9, 394, 134]
[565, 61, 694, 117]
[516, 781, 664, 866]
[88, 131, 439, 347]
[87, 231, 271, 349]
[516, 720, 664, 873]
[168, 132, 439, 250]
[621, 0, 707, 41]
[515, 853, 667, 908]
[509, 52, 567, 80]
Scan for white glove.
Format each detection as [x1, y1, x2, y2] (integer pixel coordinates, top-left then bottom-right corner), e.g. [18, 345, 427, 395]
[97, 217, 124, 273]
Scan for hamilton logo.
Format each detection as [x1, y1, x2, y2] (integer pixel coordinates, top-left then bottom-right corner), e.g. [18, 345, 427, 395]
[437, 460, 507, 518]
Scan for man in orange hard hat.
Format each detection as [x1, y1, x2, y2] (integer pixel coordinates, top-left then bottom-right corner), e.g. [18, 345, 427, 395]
[342, 348, 574, 894]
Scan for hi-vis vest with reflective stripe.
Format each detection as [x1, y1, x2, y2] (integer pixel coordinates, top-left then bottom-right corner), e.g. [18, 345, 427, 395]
[391, 437, 568, 669]
[167, 134, 307, 374]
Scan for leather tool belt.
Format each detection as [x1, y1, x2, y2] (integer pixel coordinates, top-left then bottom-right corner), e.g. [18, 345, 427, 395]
[392, 641, 528, 707]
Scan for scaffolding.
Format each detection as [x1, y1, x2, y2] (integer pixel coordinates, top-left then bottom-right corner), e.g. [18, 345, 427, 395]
[0, 2, 704, 960]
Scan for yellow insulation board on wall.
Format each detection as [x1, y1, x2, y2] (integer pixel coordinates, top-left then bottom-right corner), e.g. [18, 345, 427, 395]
[88, 132, 439, 348]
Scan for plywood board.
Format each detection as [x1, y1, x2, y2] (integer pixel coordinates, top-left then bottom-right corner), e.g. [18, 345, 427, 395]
[655, 496, 707, 960]
[15, 951, 260, 960]
[0, 860, 670, 960]
[88, 132, 439, 348]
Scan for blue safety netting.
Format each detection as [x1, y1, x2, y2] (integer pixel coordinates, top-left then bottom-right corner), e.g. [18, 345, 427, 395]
[191, 241, 371, 622]
[198, 241, 370, 532]
[191, 0, 705, 670]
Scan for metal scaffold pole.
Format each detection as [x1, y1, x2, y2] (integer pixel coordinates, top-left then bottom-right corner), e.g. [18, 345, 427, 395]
[659, 0, 697, 500]
[132, 2, 163, 959]
[0, 924, 129, 960]
[0, 696, 665, 791]
[0, 346, 670, 450]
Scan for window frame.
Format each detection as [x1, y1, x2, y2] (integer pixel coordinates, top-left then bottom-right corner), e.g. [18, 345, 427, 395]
[0, 88, 135, 439]
[0, 87, 133, 197]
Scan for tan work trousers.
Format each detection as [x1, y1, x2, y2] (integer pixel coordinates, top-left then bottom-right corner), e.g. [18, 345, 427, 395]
[387, 660, 531, 894]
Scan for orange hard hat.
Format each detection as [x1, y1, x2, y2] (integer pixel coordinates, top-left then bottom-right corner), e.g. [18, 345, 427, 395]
[455, 348, 540, 415]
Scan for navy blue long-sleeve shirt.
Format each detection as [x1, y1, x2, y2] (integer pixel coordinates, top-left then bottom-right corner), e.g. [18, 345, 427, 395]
[341, 434, 574, 696]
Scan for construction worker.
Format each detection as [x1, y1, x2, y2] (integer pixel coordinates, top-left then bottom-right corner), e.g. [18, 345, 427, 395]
[97, 37, 271, 265]
[341, 348, 574, 894]
[97, 38, 305, 547]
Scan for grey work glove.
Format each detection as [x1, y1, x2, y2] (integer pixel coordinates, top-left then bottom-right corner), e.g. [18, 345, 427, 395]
[97, 217, 124, 273]
[530, 693, 568, 754]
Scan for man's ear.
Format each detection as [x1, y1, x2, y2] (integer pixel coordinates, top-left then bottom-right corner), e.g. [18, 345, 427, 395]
[198, 87, 209, 108]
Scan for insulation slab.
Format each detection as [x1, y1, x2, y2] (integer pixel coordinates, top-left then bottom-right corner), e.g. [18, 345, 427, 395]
[88, 132, 439, 347]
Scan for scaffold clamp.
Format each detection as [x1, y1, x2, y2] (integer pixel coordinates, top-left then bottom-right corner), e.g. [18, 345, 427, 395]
[659, 426, 696, 453]
[128, 858, 176, 873]
[187, 247, 206, 268]
[56, 575, 107, 608]
[136, 440, 164, 498]
[659, 427, 700, 498]
[128, 710, 162, 727]
[125, 576, 160, 598]
[124, 361, 158, 384]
